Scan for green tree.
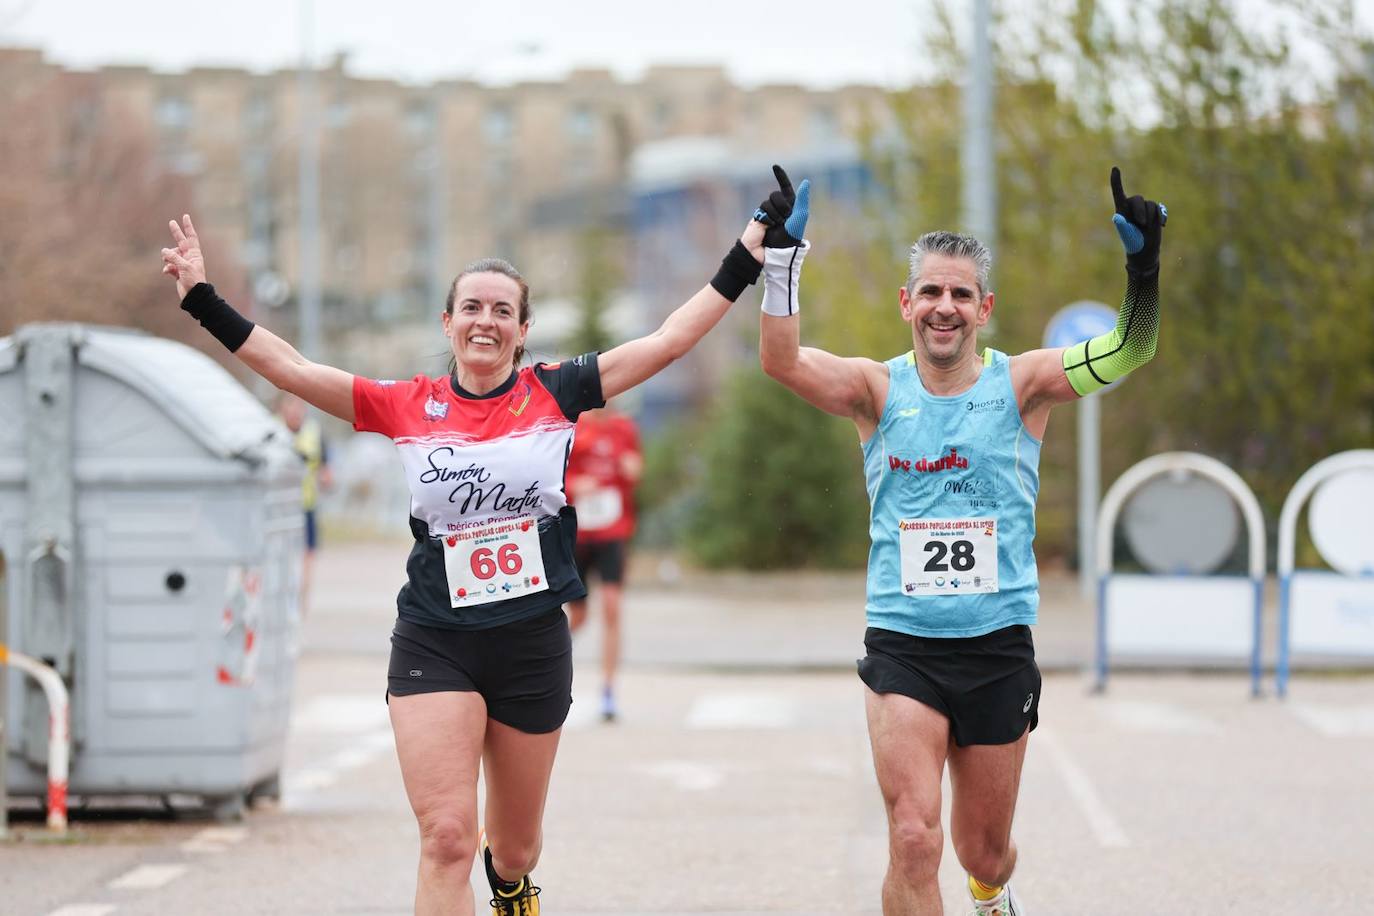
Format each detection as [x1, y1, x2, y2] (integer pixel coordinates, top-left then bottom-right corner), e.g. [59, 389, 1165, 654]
[685, 367, 871, 569]
[799, 0, 1374, 565]
[564, 227, 620, 355]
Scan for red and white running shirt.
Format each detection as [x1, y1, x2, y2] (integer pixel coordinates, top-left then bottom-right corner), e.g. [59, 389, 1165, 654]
[353, 354, 604, 630]
[566, 411, 641, 543]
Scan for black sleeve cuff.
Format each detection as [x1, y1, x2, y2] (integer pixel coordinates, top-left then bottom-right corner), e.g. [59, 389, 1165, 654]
[181, 282, 255, 352]
[709, 240, 763, 302]
[179, 282, 219, 318]
[1125, 258, 1160, 282]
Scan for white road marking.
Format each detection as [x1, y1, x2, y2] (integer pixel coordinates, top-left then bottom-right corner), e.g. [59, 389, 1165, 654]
[638, 760, 725, 791]
[1034, 727, 1130, 848]
[1099, 699, 1218, 734]
[686, 693, 795, 729]
[181, 825, 248, 854]
[282, 727, 394, 808]
[1289, 703, 1374, 736]
[107, 864, 188, 890]
[46, 906, 117, 916]
[292, 694, 390, 733]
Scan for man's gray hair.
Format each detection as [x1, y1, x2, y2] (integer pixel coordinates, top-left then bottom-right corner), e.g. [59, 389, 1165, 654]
[905, 231, 992, 299]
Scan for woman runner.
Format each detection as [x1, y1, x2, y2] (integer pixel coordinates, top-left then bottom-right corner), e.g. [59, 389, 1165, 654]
[160, 172, 780, 915]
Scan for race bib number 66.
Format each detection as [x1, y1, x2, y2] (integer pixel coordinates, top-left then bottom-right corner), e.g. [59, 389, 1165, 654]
[442, 515, 550, 607]
[898, 517, 999, 596]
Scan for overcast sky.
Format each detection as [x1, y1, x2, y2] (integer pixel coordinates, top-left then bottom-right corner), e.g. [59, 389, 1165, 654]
[6, 1, 1371, 91]
[0, 0, 936, 89]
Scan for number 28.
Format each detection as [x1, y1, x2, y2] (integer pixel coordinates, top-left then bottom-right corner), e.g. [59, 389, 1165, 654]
[923, 539, 976, 572]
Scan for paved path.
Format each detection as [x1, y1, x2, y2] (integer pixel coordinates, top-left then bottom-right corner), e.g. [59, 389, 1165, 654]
[4, 541, 1371, 914]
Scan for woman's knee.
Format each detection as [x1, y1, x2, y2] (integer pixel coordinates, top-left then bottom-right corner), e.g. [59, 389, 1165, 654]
[491, 833, 542, 877]
[416, 810, 480, 868]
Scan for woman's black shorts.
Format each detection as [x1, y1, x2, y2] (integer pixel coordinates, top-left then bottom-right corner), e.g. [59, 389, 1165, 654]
[857, 624, 1041, 747]
[387, 610, 573, 734]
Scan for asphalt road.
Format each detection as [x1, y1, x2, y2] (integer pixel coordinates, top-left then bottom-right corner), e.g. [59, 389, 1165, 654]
[4, 541, 1371, 915]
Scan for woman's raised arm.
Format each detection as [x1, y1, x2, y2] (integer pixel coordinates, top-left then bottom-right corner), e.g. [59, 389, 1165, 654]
[163, 214, 356, 423]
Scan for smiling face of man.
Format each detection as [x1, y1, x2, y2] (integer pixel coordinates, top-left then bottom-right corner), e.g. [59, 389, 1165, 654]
[899, 253, 994, 368]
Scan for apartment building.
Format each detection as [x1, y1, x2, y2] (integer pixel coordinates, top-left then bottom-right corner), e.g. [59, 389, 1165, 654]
[2, 47, 891, 395]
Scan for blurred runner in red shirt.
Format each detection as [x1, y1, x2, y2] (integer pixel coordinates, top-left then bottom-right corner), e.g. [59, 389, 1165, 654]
[566, 403, 642, 721]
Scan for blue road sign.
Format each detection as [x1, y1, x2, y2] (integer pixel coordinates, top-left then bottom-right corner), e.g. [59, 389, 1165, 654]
[1044, 300, 1117, 350]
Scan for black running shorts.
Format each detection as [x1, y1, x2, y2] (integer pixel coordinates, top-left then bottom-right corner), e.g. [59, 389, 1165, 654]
[574, 539, 627, 585]
[387, 610, 573, 734]
[857, 624, 1041, 747]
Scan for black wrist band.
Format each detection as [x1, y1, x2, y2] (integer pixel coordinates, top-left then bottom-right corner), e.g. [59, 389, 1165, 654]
[1125, 259, 1160, 282]
[709, 240, 763, 302]
[181, 282, 256, 352]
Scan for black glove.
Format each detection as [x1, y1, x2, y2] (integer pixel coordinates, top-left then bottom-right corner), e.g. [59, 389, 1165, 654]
[753, 164, 811, 248]
[1111, 166, 1167, 275]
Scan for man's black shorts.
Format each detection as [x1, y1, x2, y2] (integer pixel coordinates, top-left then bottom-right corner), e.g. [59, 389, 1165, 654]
[574, 539, 627, 585]
[857, 624, 1040, 747]
[386, 610, 573, 734]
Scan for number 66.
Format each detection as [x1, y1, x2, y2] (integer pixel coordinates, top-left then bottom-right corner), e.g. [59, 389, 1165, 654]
[470, 543, 523, 579]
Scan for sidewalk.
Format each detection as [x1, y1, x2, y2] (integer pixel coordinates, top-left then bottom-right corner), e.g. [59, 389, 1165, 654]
[598, 555, 1098, 672]
[308, 540, 1096, 671]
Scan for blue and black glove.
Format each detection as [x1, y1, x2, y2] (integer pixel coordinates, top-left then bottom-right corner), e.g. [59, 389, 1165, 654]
[754, 164, 811, 248]
[1110, 166, 1167, 276]
[756, 165, 813, 318]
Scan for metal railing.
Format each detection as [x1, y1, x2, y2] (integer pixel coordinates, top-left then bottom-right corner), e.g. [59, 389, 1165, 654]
[0, 641, 70, 832]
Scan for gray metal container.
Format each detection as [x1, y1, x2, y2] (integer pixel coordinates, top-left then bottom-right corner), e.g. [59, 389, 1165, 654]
[0, 323, 303, 816]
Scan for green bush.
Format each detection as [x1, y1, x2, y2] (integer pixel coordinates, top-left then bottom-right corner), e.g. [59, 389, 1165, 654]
[684, 367, 871, 569]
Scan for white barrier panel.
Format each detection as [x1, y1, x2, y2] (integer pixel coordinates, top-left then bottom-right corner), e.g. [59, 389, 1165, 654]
[1106, 575, 1255, 658]
[1288, 572, 1374, 655]
[1094, 452, 1265, 694]
[1277, 450, 1374, 697]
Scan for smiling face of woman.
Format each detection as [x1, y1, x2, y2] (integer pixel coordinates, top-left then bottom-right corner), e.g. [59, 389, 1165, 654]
[443, 268, 530, 378]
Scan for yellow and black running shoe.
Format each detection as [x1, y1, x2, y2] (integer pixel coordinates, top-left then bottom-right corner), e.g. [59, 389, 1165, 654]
[488, 877, 540, 916]
[484, 836, 540, 915]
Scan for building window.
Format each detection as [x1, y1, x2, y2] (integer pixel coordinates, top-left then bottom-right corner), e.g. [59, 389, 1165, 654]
[484, 104, 514, 144]
[406, 100, 436, 137]
[326, 98, 352, 129]
[244, 90, 272, 132]
[156, 95, 192, 131]
[652, 99, 674, 135]
[810, 105, 839, 142]
[566, 104, 595, 141]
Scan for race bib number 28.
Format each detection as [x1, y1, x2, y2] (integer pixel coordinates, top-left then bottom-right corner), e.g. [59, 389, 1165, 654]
[442, 515, 550, 607]
[898, 517, 999, 596]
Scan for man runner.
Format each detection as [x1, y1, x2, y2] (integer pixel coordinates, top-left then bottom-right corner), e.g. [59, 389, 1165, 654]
[565, 402, 643, 721]
[757, 166, 1166, 915]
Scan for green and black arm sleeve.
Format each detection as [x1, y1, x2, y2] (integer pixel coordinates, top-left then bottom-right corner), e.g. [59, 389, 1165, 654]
[1061, 267, 1159, 396]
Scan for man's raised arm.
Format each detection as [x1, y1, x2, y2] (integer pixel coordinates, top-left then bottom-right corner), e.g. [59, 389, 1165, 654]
[754, 166, 885, 429]
[1061, 166, 1168, 397]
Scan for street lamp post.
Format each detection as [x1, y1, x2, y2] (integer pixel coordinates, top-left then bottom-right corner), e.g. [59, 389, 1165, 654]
[962, 0, 996, 250]
[297, 0, 322, 362]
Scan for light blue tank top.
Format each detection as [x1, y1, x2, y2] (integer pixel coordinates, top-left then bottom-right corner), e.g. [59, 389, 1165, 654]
[861, 349, 1042, 637]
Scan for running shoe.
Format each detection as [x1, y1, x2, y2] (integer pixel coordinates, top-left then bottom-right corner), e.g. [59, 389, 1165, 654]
[483, 836, 540, 915]
[600, 685, 618, 723]
[488, 878, 540, 916]
[968, 881, 1024, 916]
